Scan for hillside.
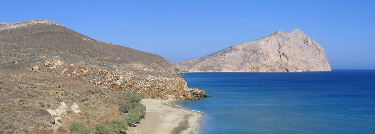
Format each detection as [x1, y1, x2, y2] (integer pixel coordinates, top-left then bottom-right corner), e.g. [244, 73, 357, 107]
[0, 20, 175, 71]
[0, 20, 206, 133]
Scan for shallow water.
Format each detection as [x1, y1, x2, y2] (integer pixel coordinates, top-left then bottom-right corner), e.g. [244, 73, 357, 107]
[180, 70, 375, 134]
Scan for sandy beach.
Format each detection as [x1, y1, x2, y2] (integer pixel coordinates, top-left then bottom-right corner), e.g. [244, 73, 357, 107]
[127, 99, 203, 134]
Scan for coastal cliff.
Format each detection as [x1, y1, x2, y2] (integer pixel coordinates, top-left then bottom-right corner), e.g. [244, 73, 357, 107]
[177, 29, 331, 72]
[0, 20, 206, 133]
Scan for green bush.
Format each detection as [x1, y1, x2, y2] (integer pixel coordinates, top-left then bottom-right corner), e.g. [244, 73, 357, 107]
[70, 122, 91, 134]
[119, 102, 135, 113]
[120, 93, 144, 113]
[125, 103, 146, 126]
[94, 125, 112, 134]
[125, 93, 143, 103]
[108, 119, 128, 133]
[125, 112, 139, 126]
[70, 93, 145, 134]
[121, 93, 146, 127]
[132, 103, 146, 118]
[119, 102, 146, 113]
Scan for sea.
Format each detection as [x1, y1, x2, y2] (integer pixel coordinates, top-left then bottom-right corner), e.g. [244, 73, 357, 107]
[179, 70, 375, 134]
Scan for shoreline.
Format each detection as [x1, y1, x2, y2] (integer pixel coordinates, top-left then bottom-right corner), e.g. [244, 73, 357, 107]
[127, 99, 203, 134]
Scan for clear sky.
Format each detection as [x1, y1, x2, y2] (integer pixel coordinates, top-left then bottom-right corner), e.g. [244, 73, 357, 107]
[1, 0, 374, 69]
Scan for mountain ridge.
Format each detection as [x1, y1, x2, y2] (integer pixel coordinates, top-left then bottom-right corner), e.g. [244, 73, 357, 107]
[0, 20, 64, 31]
[0, 20, 177, 72]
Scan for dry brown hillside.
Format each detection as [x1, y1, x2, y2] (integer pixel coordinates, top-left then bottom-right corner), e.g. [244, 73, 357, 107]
[0, 20, 207, 134]
[0, 20, 174, 71]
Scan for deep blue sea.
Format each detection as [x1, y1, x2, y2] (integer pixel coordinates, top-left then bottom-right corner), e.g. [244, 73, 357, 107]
[180, 70, 375, 134]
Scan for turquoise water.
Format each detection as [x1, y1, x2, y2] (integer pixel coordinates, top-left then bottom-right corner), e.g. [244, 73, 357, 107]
[180, 70, 375, 134]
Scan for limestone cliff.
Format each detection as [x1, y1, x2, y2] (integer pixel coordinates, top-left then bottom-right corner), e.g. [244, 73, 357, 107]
[177, 29, 331, 72]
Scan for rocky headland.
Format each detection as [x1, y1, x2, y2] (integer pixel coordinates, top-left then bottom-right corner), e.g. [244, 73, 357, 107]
[177, 29, 331, 72]
[0, 20, 207, 134]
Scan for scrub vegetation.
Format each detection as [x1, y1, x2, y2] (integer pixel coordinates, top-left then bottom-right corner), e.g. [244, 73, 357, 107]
[70, 93, 146, 134]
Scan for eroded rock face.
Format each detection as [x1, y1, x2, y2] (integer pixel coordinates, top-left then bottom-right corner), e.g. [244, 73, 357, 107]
[177, 29, 331, 72]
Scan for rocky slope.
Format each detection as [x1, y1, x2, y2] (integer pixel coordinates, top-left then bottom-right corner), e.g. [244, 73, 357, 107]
[0, 20, 206, 134]
[177, 29, 331, 72]
[0, 20, 174, 71]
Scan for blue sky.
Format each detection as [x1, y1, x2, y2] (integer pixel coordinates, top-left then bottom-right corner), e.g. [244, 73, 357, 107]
[1, 0, 374, 69]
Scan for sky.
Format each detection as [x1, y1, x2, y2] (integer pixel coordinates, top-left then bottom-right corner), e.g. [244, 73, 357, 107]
[1, 0, 374, 69]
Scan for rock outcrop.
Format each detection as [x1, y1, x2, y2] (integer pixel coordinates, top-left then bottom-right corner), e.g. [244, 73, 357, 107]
[177, 29, 331, 72]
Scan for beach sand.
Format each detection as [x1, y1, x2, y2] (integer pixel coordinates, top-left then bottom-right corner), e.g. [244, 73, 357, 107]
[127, 99, 203, 134]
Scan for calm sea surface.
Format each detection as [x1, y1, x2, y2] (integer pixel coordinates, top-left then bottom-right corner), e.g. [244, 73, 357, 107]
[180, 70, 375, 134]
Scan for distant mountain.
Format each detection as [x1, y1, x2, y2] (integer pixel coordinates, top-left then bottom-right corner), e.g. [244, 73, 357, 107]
[177, 29, 331, 72]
